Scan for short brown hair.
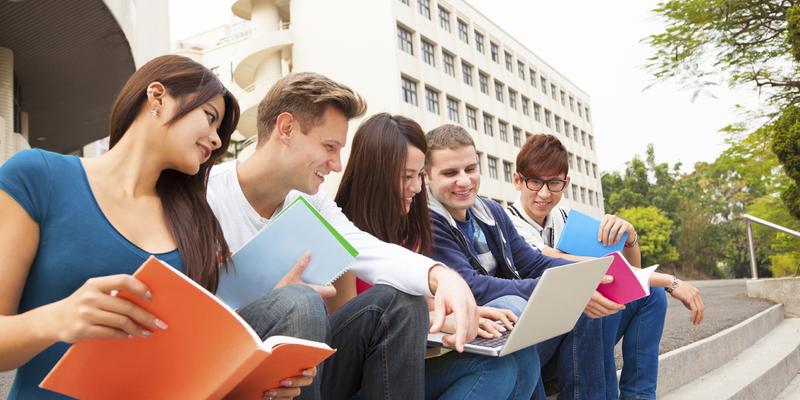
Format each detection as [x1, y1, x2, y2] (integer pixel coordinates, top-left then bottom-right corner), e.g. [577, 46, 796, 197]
[424, 124, 475, 171]
[516, 134, 569, 178]
[256, 72, 368, 143]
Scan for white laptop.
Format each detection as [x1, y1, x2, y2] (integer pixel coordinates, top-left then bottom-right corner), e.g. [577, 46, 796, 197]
[428, 257, 613, 357]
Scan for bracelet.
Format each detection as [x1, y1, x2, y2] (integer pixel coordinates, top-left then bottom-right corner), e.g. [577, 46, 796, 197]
[665, 275, 678, 293]
[624, 232, 638, 248]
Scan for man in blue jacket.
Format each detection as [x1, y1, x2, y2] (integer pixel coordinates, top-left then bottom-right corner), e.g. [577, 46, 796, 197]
[424, 124, 622, 400]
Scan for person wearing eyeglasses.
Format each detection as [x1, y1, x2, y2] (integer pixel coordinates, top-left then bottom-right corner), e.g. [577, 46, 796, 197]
[506, 133, 704, 400]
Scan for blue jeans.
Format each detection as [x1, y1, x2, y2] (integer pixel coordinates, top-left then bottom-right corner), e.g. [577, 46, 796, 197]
[603, 287, 667, 400]
[532, 312, 606, 400]
[425, 295, 539, 400]
[323, 284, 429, 400]
[239, 285, 331, 400]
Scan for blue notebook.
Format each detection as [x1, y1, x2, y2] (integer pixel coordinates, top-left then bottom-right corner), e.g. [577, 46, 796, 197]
[556, 210, 627, 258]
[216, 195, 359, 309]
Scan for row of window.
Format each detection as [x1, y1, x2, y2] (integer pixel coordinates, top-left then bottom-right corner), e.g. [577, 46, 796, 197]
[401, 76, 595, 151]
[568, 153, 598, 178]
[396, 3, 592, 122]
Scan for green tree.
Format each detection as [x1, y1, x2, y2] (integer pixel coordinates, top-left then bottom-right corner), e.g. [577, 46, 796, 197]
[772, 105, 800, 218]
[617, 206, 680, 267]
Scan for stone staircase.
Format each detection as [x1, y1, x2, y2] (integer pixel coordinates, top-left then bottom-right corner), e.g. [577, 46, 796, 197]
[658, 303, 800, 400]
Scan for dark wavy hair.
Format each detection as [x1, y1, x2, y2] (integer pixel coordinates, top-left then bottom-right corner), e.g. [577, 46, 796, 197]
[335, 113, 432, 255]
[108, 54, 239, 293]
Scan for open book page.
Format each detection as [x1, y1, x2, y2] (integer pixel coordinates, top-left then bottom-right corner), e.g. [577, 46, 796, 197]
[596, 252, 659, 304]
[634, 265, 660, 296]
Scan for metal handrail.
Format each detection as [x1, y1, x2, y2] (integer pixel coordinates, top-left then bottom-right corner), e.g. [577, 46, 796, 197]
[743, 214, 800, 279]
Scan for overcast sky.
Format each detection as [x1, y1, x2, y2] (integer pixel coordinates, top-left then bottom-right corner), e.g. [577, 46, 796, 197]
[170, 0, 764, 174]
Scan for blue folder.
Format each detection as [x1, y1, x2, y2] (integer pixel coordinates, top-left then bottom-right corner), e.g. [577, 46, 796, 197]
[556, 210, 628, 258]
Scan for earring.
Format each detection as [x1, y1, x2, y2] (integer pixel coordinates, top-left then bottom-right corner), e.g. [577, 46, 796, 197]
[151, 107, 159, 116]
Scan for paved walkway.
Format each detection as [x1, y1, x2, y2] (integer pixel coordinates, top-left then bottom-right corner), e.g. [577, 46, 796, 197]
[0, 279, 775, 399]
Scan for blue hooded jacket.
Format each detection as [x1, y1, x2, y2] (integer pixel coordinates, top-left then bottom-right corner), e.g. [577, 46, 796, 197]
[427, 190, 571, 306]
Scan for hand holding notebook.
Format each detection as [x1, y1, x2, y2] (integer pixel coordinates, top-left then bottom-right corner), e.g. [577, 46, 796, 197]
[556, 210, 628, 257]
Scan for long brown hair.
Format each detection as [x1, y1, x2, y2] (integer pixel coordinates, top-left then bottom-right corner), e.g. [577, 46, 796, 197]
[108, 55, 239, 293]
[335, 113, 432, 255]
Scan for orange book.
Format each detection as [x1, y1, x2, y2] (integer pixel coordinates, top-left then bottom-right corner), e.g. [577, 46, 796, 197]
[40, 256, 335, 400]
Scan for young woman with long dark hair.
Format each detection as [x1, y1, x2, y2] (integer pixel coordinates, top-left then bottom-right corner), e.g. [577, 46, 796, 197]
[0, 55, 312, 400]
[331, 113, 539, 400]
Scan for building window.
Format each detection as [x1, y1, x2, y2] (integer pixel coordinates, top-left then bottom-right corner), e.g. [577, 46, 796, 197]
[541, 77, 547, 94]
[462, 62, 473, 86]
[494, 80, 504, 102]
[589, 135, 594, 150]
[581, 131, 587, 146]
[588, 189, 594, 206]
[564, 184, 569, 199]
[443, 51, 455, 76]
[544, 109, 551, 127]
[490, 42, 499, 63]
[447, 97, 459, 123]
[466, 106, 477, 129]
[573, 126, 579, 142]
[551, 84, 556, 100]
[592, 163, 598, 178]
[438, 6, 451, 31]
[526, 131, 532, 140]
[505, 51, 513, 71]
[477, 152, 483, 174]
[398, 25, 413, 55]
[554, 115, 561, 133]
[475, 31, 484, 53]
[586, 107, 591, 122]
[572, 185, 578, 200]
[530, 69, 536, 87]
[569, 96, 574, 111]
[401, 76, 417, 105]
[421, 39, 435, 66]
[564, 121, 570, 137]
[418, 0, 430, 19]
[513, 127, 522, 147]
[479, 72, 489, 94]
[458, 19, 469, 43]
[399, 0, 409, 4]
[503, 161, 513, 183]
[596, 192, 600, 207]
[488, 156, 498, 179]
[521, 96, 529, 116]
[498, 120, 508, 142]
[560, 90, 566, 106]
[518, 61, 525, 79]
[508, 89, 517, 109]
[580, 187, 586, 204]
[483, 113, 493, 136]
[576, 156, 583, 173]
[425, 87, 439, 114]
[568, 152, 574, 169]
[578, 101, 582, 116]
[533, 103, 541, 122]
[585, 160, 591, 176]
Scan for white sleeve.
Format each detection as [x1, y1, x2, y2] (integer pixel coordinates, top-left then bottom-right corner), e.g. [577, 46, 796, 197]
[309, 192, 436, 297]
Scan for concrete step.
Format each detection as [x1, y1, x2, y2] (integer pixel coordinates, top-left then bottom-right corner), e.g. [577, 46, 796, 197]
[775, 372, 800, 400]
[656, 303, 785, 397]
[661, 316, 800, 400]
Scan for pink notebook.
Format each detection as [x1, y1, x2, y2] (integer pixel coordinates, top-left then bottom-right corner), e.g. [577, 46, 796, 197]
[597, 252, 658, 304]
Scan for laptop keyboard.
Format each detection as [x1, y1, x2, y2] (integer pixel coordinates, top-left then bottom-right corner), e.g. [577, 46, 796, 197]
[468, 329, 511, 348]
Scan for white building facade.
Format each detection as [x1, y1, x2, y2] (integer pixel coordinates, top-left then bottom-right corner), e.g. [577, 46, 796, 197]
[174, 0, 604, 217]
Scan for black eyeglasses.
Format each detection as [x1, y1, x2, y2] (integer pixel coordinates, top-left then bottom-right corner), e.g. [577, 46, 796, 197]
[518, 173, 567, 192]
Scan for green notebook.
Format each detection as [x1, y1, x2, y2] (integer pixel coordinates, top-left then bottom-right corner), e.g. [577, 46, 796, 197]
[217, 196, 358, 309]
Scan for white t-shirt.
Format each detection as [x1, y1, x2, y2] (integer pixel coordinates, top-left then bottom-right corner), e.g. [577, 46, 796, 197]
[505, 194, 569, 251]
[207, 160, 436, 298]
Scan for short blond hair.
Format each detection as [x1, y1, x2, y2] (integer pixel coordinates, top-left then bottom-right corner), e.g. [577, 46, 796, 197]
[256, 72, 368, 142]
[425, 124, 475, 171]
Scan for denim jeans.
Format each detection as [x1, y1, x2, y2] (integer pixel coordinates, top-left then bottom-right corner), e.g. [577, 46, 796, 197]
[323, 284, 429, 400]
[531, 312, 606, 400]
[603, 287, 667, 400]
[424, 295, 539, 400]
[238, 285, 331, 400]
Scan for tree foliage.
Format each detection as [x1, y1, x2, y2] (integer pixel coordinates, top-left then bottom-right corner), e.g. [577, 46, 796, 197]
[772, 105, 800, 218]
[618, 206, 680, 268]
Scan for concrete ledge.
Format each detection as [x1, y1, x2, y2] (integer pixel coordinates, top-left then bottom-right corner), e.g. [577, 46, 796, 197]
[748, 277, 800, 318]
[656, 303, 785, 397]
[661, 317, 800, 400]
